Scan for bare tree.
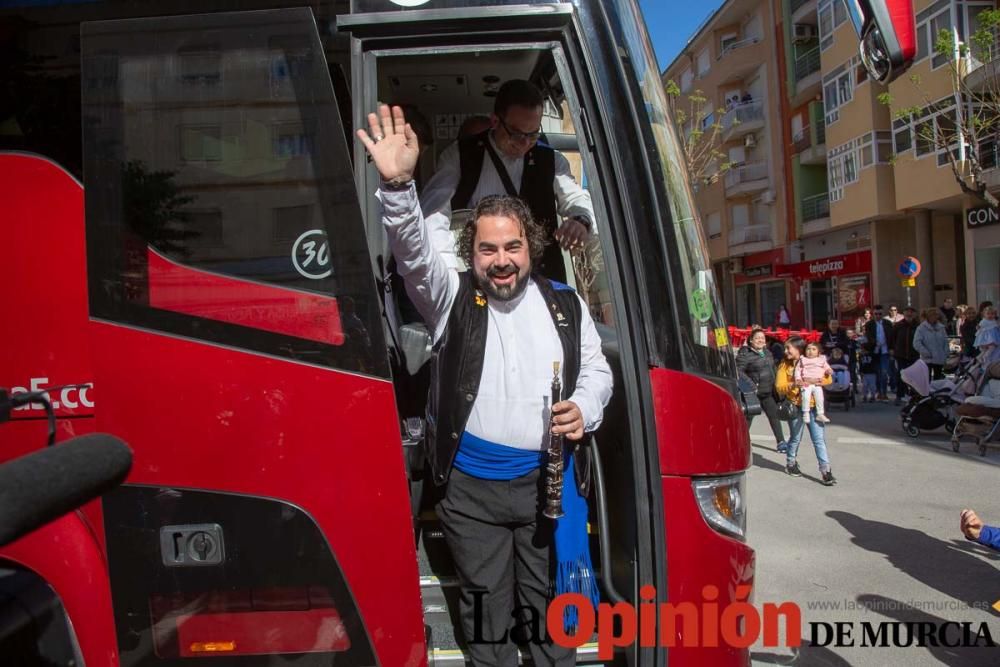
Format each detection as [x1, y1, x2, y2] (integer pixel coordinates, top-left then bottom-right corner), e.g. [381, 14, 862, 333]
[879, 10, 1000, 206]
[570, 237, 604, 307]
[664, 81, 732, 186]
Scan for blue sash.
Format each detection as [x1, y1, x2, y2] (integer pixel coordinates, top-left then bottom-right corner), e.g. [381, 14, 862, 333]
[452, 431, 599, 630]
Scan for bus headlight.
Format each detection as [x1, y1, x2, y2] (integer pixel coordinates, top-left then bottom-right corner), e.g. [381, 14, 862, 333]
[693, 473, 747, 540]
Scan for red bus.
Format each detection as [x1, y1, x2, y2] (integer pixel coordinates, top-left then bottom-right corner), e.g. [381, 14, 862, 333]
[0, 0, 913, 664]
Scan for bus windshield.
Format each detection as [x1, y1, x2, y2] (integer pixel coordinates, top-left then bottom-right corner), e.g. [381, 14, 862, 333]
[614, 0, 734, 378]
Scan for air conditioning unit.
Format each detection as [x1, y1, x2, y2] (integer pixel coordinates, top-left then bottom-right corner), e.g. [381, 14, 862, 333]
[744, 133, 757, 148]
[793, 24, 816, 42]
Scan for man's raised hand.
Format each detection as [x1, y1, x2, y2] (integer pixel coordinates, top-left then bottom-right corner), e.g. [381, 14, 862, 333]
[357, 104, 419, 184]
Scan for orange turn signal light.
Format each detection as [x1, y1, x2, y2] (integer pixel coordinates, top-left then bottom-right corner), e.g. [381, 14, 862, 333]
[190, 641, 237, 653]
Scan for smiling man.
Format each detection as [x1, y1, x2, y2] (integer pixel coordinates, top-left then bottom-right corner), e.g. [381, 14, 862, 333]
[359, 104, 612, 666]
[420, 79, 595, 283]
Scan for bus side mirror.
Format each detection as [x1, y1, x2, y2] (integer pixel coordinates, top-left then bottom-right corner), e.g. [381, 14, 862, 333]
[846, 0, 916, 84]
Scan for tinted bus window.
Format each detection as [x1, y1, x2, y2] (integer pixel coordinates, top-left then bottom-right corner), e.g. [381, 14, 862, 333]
[81, 8, 387, 377]
[612, 0, 735, 379]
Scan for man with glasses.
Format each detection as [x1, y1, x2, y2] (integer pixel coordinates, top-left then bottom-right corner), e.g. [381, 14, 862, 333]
[420, 79, 595, 283]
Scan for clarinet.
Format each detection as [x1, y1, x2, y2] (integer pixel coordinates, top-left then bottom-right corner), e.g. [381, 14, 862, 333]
[543, 361, 565, 520]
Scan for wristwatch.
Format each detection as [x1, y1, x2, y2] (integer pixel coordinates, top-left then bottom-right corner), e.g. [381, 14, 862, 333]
[381, 177, 413, 191]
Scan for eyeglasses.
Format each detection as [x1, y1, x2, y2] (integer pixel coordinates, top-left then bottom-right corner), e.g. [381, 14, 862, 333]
[498, 117, 542, 143]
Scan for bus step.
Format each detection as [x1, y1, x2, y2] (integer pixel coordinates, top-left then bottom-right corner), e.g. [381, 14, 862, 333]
[420, 575, 460, 588]
[427, 642, 607, 665]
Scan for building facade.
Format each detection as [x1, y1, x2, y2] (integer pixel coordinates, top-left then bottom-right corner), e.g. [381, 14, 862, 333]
[662, 0, 792, 328]
[664, 0, 997, 329]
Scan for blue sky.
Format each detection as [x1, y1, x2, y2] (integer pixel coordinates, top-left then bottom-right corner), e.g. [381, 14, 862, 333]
[637, 0, 726, 72]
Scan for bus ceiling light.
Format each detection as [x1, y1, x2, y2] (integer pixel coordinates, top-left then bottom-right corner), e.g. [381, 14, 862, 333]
[190, 641, 237, 653]
[693, 474, 747, 540]
[860, 25, 893, 84]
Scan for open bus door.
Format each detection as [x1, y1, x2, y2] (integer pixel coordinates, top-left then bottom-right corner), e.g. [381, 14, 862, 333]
[79, 8, 424, 664]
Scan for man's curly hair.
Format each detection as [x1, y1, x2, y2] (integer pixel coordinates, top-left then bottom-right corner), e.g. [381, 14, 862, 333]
[457, 195, 549, 268]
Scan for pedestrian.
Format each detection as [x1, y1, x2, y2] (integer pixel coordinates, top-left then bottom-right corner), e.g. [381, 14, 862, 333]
[961, 305, 980, 357]
[776, 304, 792, 329]
[960, 509, 1000, 552]
[863, 304, 893, 401]
[913, 307, 949, 380]
[885, 304, 904, 324]
[774, 336, 836, 485]
[795, 342, 833, 424]
[736, 328, 786, 452]
[820, 318, 851, 356]
[890, 307, 920, 404]
[939, 297, 956, 333]
[854, 307, 872, 337]
[858, 345, 878, 402]
[359, 104, 613, 665]
[978, 303, 997, 335]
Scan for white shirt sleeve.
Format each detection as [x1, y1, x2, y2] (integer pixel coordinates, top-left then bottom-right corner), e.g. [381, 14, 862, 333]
[553, 150, 595, 226]
[379, 183, 459, 342]
[419, 141, 463, 270]
[568, 293, 613, 432]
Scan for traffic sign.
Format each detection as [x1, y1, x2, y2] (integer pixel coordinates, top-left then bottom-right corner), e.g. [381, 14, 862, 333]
[898, 256, 922, 278]
[900, 277, 916, 287]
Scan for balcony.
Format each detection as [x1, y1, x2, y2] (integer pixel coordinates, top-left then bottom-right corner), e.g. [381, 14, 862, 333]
[965, 28, 1000, 90]
[721, 101, 764, 141]
[792, 125, 826, 165]
[717, 36, 761, 61]
[725, 160, 769, 197]
[716, 36, 764, 83]
[793, 46, 822, 102]
[801, 192, 830, 222]
[729, 223, 773, 253]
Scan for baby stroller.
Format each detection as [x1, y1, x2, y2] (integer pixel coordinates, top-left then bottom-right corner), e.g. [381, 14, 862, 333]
[899, 359, 959, 438]
[823, 358, 855, 411]
[950, 361, 1000, 456]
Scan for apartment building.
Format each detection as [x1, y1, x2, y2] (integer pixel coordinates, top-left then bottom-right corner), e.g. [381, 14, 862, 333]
[777, 0, 995, 327]
[662, 0, 790, 328]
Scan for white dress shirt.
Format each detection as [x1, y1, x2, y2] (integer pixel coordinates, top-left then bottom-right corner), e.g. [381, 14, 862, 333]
[380, 183, 612, 450]
[419, 132, 595, 270]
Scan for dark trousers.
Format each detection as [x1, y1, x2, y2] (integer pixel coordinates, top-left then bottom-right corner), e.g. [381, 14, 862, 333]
[928, 363, 944, 381]
[756, 393, 785, 446]
[437, 468, 575, 667]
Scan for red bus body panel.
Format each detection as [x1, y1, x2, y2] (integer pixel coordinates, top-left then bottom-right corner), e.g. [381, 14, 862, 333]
[651, 368, 755, 665]
[90, 321, 426, 665]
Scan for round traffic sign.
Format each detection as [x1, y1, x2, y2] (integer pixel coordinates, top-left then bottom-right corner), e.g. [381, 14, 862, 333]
[897, 256, 921, 278]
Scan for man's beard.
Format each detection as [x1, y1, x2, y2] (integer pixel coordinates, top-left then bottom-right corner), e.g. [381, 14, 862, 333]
[477, 263, 530, 301]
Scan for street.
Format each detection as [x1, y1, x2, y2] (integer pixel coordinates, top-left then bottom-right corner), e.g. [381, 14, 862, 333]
[747, 398, 1000, 667]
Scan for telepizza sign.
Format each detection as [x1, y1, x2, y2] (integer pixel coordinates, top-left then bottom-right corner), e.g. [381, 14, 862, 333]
[777, 251, 872, 280]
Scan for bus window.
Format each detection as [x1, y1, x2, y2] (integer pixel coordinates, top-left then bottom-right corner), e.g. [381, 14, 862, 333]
[611, 1, 735, 379]
[80, 7, 386, 378]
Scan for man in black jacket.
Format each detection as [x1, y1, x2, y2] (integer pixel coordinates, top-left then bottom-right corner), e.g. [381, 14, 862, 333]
[891, 307, 920, 404]
[360, 104, 612, 666]
[420, 79, 594, 283]
[864, 305, 894, 401]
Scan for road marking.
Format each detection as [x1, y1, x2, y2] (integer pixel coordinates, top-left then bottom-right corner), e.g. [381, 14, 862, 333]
[837, 437, 910, 445]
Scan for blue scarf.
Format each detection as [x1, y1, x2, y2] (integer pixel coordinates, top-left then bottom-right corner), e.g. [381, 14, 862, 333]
[454, 432, 599, 631]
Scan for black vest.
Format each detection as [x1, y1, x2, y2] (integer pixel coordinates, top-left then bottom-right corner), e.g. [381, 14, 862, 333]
[451, 132, 566, 283]
[426, 273, 590, 493]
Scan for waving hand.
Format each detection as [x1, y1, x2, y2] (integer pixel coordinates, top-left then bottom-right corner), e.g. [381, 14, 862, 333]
[357, 104, 420, 184]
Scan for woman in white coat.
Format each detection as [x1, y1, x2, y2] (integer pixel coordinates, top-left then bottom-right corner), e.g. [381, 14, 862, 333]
[913, 308, 950, 380]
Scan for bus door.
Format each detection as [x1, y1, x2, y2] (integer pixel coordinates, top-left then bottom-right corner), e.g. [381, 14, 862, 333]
[80, 8, 424, 665]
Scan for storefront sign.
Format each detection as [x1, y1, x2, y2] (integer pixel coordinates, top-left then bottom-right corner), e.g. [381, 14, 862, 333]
[966, 205, 1000, 229]
[777, 251, 872, 280]
[743, 264, 772, 278]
